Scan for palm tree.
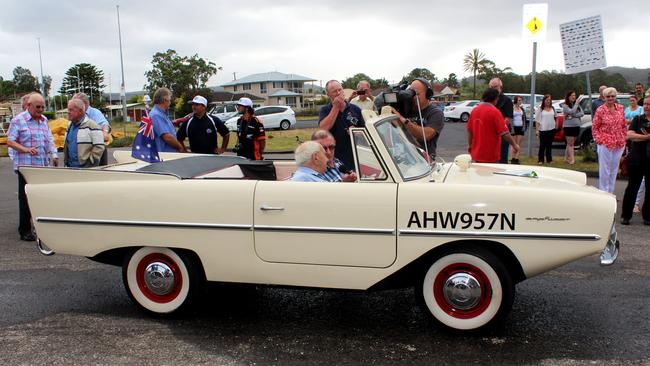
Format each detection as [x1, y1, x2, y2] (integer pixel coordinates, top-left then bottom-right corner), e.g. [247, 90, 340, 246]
[463, 49, 488, 99]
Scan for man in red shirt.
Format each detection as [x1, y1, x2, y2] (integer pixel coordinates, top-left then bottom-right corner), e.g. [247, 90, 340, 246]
[467, 88, 520, 163]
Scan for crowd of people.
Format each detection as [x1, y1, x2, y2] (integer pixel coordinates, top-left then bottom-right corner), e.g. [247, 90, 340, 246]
[5, 76, 650, 241]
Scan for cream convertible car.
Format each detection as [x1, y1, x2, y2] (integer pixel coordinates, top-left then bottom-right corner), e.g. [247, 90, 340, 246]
[21, 109, 619, 333]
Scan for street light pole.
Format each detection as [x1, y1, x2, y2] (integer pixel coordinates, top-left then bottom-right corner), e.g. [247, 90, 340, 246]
[116, 5, 127, 122]
[37, 37, 46, 108]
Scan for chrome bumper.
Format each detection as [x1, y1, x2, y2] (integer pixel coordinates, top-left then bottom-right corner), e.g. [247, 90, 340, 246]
[599, 223, 619, 266]
[37, 238, 55, 256]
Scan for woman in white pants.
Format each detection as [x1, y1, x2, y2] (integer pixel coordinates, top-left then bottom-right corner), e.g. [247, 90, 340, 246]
[592, 87, 627, 193]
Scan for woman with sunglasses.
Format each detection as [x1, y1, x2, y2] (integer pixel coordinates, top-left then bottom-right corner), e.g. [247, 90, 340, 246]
[592, 87, 627, 193]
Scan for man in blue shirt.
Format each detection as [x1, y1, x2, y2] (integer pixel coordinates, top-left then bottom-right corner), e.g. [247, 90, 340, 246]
[311, 129, 357, 182]
[319, 80, 365, 168]
[73, 92, 111, 165]
[592, 85, 607, 114]
[150, 87, 185, 153]
[291, 141, 329, 182]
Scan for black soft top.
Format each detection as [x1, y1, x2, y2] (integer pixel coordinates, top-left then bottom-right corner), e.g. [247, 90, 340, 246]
[136, 155, 277, 180]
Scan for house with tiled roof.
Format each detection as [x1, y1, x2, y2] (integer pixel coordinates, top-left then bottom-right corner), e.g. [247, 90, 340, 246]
[221, 71, 317, 109]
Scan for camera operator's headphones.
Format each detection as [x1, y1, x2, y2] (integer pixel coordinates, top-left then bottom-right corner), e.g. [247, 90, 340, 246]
[413, 78, 434, 100]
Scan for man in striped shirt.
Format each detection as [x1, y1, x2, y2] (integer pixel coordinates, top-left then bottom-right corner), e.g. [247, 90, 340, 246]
[7, 93, 59, 241]
[311, 129, 357, 182]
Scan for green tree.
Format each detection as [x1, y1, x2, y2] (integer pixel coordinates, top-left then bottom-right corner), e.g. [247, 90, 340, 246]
[443, 73, 459, 88]
[59, 63, 106, 108]
[144, 49, 219, 98]
[463, 49, 490, 99]
[341, 73, 389, 90]
[13, 66, 39, 94]
[0, 76, 16, 100]
[399, 68, 437, 85]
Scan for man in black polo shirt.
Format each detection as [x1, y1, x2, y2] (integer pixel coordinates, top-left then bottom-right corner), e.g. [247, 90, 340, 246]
[319, 80, 365, 168]
[177, 95, 230, 154]
[489, 78, 514, 164]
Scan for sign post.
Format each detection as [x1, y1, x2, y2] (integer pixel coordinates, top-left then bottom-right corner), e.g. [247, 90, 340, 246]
[522, 3, 548, 157]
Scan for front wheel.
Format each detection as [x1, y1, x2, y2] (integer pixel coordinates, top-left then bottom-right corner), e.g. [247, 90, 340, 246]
[122, 247, 203, 314]
[280, 120, 291, 130]
[415, 247, 514, 332]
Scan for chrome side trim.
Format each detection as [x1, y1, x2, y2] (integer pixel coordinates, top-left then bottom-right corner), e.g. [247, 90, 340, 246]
[399, 229, 601, 241]
[36, 217, 252, 230]
[36, 238, 55, 256]
[254, 225, 395, 235]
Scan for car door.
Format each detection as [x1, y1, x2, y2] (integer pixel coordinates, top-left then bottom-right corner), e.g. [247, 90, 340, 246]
[253, 181, 397, 268]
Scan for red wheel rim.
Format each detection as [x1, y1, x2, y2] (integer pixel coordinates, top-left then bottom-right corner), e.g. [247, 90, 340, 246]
[135, 253, 183, 303]
[433, 262, 492, 319]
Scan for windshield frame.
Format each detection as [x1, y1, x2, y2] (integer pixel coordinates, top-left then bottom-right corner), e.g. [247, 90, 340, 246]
[374, 116, 433, 181]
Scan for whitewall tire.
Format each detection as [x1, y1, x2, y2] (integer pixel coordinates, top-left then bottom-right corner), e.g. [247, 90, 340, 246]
[417, 248, 514, 331]
[123, 247, 201, 314]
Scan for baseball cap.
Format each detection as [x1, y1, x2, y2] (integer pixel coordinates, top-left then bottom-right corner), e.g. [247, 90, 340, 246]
[188, 95, 207, 106]
[236, 97, 253, 108]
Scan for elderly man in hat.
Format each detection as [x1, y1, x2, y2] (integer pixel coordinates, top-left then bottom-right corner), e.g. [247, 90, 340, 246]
[177, 95, 230, 154]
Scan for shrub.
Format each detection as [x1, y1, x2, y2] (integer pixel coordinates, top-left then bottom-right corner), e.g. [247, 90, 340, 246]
[580, 146, 597, 162]
[43, 111, 56, 120]
[110, 136, 135, 148]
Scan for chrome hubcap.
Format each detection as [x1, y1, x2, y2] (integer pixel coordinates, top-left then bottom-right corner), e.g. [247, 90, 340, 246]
[443, 273, 482, 310]
[144, 262, 175, 296]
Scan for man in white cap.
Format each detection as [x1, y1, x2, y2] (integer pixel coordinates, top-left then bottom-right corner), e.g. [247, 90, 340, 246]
[234, 97, 265, 160]
[177, 95, 230, 154]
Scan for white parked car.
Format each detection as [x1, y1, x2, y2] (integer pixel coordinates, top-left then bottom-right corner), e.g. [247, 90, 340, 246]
[209, 103, 239, 122]
[443, 100, 479, 122]
[225, 105, 297, 131]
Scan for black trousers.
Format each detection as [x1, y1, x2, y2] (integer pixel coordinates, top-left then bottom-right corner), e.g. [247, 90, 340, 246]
[99, 147, 108, 166]
[499, 139, 509, 163]
[538, 129, 555, 163]
[621, 163, 650, 220]
[17, 172, 32, 236]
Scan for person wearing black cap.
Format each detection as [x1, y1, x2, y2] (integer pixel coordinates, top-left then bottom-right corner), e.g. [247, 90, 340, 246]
[234, 97, 266, 160]
[177, 95, 230, 154]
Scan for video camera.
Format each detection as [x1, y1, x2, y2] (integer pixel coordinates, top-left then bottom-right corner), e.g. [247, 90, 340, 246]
[374, 83, 416, 117]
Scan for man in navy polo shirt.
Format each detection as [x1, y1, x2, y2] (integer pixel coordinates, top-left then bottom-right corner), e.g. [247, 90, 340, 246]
[177, 95, 230, 154]
[319, 80, 365, 169]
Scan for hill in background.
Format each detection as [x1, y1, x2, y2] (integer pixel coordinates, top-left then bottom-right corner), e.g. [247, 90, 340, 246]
[603, 67, 649, 85]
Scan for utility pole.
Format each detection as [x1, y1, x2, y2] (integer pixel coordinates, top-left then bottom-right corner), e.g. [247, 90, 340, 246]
[37, 37, 46, 109]
[116, 5, 127, 121]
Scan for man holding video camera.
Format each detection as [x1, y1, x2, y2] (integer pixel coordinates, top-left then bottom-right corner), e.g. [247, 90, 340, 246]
[391, 79, 444, 161]
[349, 80, 376, 112]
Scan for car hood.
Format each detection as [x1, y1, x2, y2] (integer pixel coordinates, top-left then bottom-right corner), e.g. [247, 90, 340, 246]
[440, 161, 601, 193]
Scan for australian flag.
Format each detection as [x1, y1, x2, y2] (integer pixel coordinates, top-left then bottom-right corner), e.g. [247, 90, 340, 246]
[131, 110, 161, 163]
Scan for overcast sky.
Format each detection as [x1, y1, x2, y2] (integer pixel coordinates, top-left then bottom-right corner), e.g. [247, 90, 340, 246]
[1, 0, 648, 95]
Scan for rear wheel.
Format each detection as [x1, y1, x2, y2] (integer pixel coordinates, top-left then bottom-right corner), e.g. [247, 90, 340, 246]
[280, 120, 291, 130]
[460, 113, 469, 123]
[415, 247, 514, 332]
[122, 247, 203, 314]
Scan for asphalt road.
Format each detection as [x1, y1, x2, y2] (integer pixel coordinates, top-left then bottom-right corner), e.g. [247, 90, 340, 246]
[1, 147, 649, 364]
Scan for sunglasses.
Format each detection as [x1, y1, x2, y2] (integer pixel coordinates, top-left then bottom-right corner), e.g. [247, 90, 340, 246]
[322, 144, 336, 151]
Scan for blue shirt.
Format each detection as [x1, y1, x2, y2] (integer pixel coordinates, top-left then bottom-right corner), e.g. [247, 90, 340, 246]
[65, 121, 81, 167]
[319, 103, 364, 169]
[150, 105, 177, 153]
[86, 106, 110, 129]
[323, 158, 346, 182]
[624, 106, 643, 121]
[291, 166, 328, 182]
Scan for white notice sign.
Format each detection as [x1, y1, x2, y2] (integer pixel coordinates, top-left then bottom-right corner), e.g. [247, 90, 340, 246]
[560, 15, 607, 74]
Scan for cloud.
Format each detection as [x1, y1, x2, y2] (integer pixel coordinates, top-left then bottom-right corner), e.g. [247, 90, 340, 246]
[1, 0, 648, 96]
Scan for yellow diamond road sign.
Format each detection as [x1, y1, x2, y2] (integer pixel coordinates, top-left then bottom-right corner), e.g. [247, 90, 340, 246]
[527, 17, 542, 35]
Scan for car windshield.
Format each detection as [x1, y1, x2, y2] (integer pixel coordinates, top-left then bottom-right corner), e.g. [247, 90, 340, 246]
[375, 116, 432, 180]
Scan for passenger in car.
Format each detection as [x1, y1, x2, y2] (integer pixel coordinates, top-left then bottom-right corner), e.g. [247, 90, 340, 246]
[311, 130, 357, 182]
[290, 141, 329, 182]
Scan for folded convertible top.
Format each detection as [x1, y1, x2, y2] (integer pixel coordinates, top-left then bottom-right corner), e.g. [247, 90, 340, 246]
[136, 155, 277, 180]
